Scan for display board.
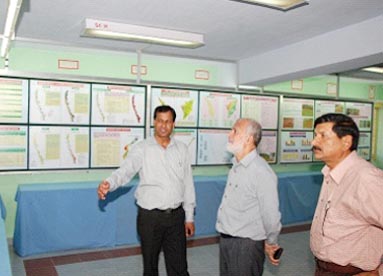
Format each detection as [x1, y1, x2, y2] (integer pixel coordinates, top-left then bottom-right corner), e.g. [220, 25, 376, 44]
[172, 129, 197, 165]
[90, 127, 144, 168]
[0, 77, 29, 123]
[29, 126, 89, 169]
[0, 76, 375, 170]
[197, 129, 232, 165]
[29, 80, 91, 124]
[357, 132, 371, 160]
[0, 125, 28, 170]
[258, 131, 278, 163]
[282, 98, 314, 130]
[280, 131, 313, 163]
[151, 87, 198, 127]
[345, 102, 372, 131]
[315, 100, 345, 118]
[199, 91, 240, 128]
[91, 84, 145, 126]
[241, 95, 279, 129]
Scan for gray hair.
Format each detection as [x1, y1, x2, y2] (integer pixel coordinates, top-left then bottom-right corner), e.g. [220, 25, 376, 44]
[241, 118, 262, 147]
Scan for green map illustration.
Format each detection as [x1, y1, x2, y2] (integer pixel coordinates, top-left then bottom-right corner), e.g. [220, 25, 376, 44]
[181, 99, 194, 119]
[226, 98, 238, 117]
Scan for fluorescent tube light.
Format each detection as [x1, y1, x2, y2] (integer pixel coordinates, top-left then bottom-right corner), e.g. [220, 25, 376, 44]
[362, 66, 383, 74]
[82, 19, 204, 49]
[1, 0, 23, 58]
[229, 0, 309, 11]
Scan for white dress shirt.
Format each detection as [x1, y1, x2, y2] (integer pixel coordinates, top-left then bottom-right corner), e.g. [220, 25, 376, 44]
[106, 137, 196, 222]
[216, 149, 281, 244]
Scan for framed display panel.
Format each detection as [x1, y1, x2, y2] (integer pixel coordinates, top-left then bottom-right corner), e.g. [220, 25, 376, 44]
[0, 125, 28, 170]
[197, 129, 232, 165]
[29, 80, 91, 125]
[29, 126, 89, 169]
[198, 91, 240, 128]
[90, 127, 144, 168]
[0, 77, 29, 123]
[151, 87, 198, 127]
[345, 102, 372, 131]
[91, 83, 145, 126]
[150, 128, 197, 165]
[280, 131, 313, 163]
[315, 100, 345, 118]
[357, 132, 371, 160]
[281, 98, 314, 130]
[258, 130, 278, 164]
[241, 94, 279, 129]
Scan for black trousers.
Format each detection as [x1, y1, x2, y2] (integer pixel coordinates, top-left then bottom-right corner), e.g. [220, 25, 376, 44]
[219, 234, 265, 276]
[137, 206, 189, 276]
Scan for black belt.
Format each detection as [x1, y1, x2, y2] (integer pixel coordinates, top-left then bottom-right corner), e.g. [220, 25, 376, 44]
[315, 258, 365, 275]
[220, 233, 236, 239]
[153, 205, 182, 214]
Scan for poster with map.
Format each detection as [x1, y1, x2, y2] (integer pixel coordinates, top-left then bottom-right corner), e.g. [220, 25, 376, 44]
[173, 129, 197, 165]
[357, 132, 371, 160]
[91, 84, 145, 126]
[241, 95, 278, 129]
[29, 80, 90, 124]
[197, 129, 232, 165]
[281, 98, 314, 130]
[258, 131, 278, 164]
[0, 77, 29, 123]
[29, 126, 89, 169]
[0, 125, 28, 170]
[315, 100, 345, 118]
[199, 91, 240, 128]
[345, 102, 372, 131]
[151, 87, 198, 127]
[91, 127, 144, 168]
[280, 131, 313, 163]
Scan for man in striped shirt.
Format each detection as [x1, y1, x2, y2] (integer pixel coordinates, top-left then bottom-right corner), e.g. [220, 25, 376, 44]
[310, 113, 383, 276]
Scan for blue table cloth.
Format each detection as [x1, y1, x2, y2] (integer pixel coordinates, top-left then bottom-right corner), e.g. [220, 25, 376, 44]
[14, 172, 322, 257]
[0, 195, 12, 276]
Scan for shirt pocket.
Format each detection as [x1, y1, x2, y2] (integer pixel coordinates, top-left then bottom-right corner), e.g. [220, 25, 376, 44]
[323, 206, 361, 240]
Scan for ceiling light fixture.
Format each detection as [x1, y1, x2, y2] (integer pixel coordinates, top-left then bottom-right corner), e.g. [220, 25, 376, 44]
[362, 66, 383, 74]
[82, 19, 204, 49]
[1, 0, 23, 58]
[229, 0, 309, 11]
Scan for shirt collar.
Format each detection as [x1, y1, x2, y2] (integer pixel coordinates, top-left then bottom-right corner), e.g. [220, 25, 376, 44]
[322, 150, 358, 185]
[232, 149, 257, 168]
[148, 136, 175, 147]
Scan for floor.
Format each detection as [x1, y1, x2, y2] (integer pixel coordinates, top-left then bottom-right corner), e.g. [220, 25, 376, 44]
[9, 225, 315, 276]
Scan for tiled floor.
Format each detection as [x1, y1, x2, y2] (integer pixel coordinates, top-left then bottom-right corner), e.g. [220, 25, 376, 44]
[10, 225, 315, 276]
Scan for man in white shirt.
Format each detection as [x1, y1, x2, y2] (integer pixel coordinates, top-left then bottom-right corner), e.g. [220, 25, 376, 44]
[98, 105, 196, 276]
[216, 118, 282, 276]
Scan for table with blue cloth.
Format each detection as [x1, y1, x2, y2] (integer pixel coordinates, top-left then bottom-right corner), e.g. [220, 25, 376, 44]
[13, 172, 323, 257]
[1, 194, 13, 276]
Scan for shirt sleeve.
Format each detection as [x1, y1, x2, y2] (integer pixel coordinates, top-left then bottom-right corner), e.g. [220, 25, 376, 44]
[254, 168, 282, 245]
[357, 168, 383, 228]
[106, 142, 143, 192]
[182, 146, 196, 222]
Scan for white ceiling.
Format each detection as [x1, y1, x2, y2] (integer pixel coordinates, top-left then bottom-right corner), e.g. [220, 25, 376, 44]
[1, 0, 383, 82]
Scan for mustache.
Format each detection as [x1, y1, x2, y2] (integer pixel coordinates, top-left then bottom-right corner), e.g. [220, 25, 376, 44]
[312, 146, 321, 151]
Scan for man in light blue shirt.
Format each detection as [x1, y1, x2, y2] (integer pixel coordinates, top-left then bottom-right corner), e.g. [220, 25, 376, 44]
[216, 118, 282, 276]
[98, 105, 196, 276]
